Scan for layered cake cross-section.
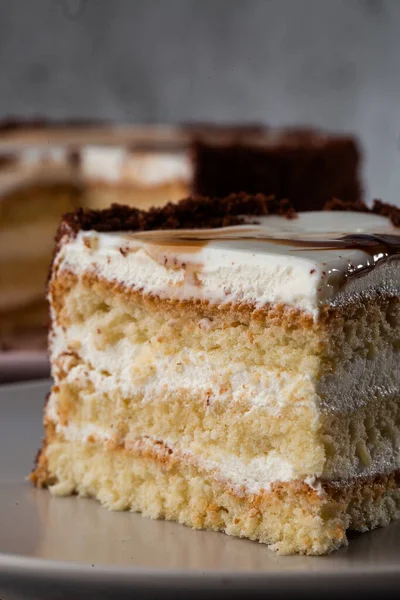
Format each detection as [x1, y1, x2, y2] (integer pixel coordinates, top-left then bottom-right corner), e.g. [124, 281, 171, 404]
[32, 195, 400, 555]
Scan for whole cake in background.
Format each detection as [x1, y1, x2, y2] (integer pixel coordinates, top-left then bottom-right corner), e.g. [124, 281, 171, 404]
[190, 126, 362, 211]
[32, 193, 400, 555]
[0, 120, 362, 351]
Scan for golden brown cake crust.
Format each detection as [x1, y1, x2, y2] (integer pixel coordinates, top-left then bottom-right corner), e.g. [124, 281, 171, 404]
[49, 267, 400, 339]
[50, 268, 321, 332]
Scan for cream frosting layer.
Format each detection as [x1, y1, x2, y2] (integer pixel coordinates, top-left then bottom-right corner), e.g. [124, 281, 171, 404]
[55, 211, 400, 316]
[80, 146, 191, 186]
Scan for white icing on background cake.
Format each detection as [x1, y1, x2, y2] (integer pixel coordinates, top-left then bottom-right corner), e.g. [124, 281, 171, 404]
[80, 146, 191, 185]
[20, 146, 69, 166]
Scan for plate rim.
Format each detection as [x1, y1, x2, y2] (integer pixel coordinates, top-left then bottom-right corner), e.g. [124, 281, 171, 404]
[2, 550, 400, 584]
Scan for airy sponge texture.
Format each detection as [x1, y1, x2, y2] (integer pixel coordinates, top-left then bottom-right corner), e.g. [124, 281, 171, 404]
[32, 268, 400, 554]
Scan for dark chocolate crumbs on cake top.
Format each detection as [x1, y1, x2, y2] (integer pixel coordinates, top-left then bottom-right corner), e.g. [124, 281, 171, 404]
[323, 197, 370, 213]
[323, 197, 400, 228]
[61, 193, 297, 236]
[371, 199, 400, 227]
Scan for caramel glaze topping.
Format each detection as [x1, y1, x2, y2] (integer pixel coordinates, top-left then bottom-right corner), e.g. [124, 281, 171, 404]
[61, 194, 400, 288]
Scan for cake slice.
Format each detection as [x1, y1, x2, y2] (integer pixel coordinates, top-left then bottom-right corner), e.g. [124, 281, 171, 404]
[32, 194, 400, 555]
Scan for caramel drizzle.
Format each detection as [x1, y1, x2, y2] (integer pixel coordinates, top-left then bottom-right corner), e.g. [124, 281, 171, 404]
[132, 227, 400, 253]
[129, 228, 400, 284]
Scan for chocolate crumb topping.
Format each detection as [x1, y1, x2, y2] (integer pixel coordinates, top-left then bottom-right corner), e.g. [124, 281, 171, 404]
[371, 199, 400, 227]
[61, 193, 296, 236]
[323, 197, 369, 213]
[323, 197, 400, 228]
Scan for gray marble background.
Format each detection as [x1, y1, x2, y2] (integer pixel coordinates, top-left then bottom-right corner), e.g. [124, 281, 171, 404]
[0, 0, 399, 202]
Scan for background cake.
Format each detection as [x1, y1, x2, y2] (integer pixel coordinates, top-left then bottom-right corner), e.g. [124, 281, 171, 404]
[0, 121, 362, 352]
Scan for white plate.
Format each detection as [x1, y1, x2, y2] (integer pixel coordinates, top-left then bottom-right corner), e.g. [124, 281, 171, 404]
[1, 381, 400, 599]
[0, 351, 49, 383]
